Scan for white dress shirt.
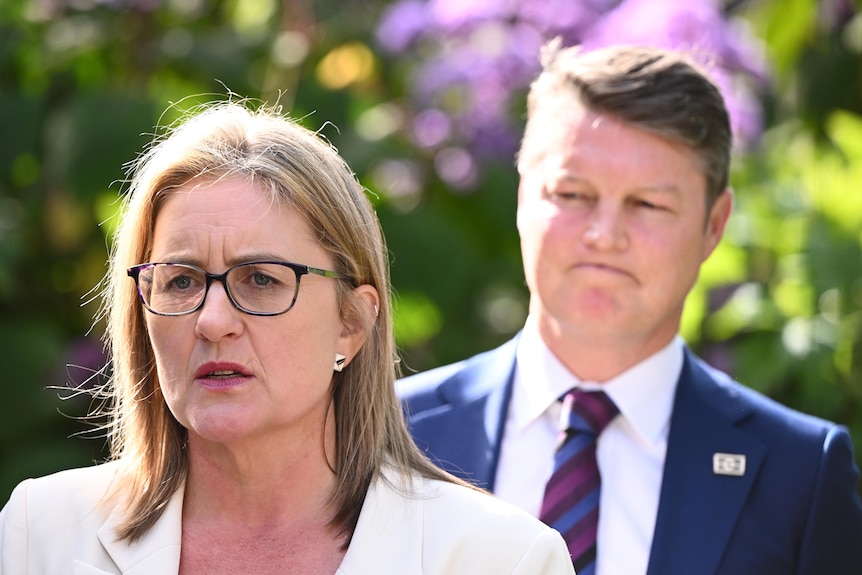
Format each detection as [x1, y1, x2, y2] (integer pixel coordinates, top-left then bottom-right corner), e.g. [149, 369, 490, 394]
[494, 316, 683, 575]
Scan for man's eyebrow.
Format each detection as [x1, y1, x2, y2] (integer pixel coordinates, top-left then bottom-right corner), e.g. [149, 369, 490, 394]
[630, 184, 683, 196]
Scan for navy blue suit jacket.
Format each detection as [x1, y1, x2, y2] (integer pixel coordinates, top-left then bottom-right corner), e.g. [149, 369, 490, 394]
[397, 336, 862, 574]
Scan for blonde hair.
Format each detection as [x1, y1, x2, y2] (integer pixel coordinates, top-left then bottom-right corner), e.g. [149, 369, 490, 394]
[101, 100, 457, 541]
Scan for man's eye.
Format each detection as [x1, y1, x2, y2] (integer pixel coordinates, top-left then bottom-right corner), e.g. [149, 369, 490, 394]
[550, 191, 591, 201]
[634, 199, 667, 211]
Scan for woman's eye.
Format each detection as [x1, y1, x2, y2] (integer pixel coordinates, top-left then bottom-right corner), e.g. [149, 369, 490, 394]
[252, 273, 274, 287]
[170, 275, 193, 290]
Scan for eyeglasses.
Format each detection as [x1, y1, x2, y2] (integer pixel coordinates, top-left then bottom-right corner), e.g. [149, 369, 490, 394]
[127, 261, 345, 316]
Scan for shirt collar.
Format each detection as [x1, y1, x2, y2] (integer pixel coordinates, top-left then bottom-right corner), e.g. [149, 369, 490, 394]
[513, 316, 683, 447]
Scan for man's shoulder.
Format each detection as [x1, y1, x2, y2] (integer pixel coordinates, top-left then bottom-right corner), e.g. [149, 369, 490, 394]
[396, 337, 519, 407]
[685, 350, 841, 441]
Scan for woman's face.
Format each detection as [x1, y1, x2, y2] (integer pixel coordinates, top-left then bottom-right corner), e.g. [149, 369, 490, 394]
[144, 177, 367, 447]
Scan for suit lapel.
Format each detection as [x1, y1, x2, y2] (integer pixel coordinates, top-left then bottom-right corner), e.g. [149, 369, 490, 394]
[93, 486, 184, 574]
[646, 350, 765, 575]
[408, 337, 518, 490]
[72, 563, 119, 575]
[337, 471, 424, 574]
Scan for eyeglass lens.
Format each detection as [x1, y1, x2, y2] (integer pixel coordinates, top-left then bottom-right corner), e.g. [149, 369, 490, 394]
[136, 263, 299, 315]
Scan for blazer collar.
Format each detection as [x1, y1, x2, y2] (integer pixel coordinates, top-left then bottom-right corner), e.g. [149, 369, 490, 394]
[89, 485, 184, 574]
[82, 471, 427, 575]
[646, 348, 766, 575]
[437, 335, 519, 406]
[337, 472, 424, 574]
[436, 335, 519, 490]
[81, 473, 422, 575]
[436, 335, 519, 446]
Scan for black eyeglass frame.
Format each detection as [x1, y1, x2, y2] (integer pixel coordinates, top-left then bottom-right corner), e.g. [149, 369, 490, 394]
[127, 260, 346, 317]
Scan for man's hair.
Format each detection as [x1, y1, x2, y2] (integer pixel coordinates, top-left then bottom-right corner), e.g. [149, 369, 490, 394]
[518, 41, 732, 206]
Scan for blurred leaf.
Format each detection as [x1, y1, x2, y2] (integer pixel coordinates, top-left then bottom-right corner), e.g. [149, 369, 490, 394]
[0, 319, 64, 442]
[826, 109, 862, 160]
[746, 0, 816, 75]
[1, 0, 862, 497]
[48, 93, 155, 198]
[393, 290, 443, 349]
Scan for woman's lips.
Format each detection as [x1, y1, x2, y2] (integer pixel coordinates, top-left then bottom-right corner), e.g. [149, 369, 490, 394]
[194, 362, 251, 389]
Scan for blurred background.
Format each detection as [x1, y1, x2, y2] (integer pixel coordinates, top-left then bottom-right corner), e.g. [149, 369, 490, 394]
[1, 0, 861, 500]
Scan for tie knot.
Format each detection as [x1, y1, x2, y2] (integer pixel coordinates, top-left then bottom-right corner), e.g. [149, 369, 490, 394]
[561, 389, 619, 436]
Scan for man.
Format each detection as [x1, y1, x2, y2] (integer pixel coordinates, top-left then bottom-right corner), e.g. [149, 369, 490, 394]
[397, 42, 862, 575]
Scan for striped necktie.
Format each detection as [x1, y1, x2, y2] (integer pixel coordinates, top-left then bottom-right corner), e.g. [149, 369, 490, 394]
[539, 389, 619, 575]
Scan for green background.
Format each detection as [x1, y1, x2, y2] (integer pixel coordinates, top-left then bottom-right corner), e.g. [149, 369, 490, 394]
[2, 0, 861, 500]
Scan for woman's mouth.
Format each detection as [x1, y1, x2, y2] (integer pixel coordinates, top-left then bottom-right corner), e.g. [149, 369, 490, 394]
[194, 363, 251, 389]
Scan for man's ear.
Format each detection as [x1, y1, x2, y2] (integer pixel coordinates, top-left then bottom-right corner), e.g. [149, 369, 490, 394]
[702, 187, 733, 262]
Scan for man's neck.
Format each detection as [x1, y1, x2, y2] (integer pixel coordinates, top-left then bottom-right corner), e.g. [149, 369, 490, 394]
[535, 318, 678, 383]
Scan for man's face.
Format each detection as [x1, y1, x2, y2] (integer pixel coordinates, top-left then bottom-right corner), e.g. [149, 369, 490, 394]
[517, 105, 731, 360]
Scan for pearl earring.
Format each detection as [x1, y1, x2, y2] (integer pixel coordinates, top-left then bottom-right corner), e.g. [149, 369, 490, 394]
[334, 353, 347, 372]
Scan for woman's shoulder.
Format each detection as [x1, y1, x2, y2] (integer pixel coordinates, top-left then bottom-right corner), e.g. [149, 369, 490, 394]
[0, 462, 143, 572]
[3, 461, 122, 522]
[370, 471, 574, 574]
[418, 476, 548, 533]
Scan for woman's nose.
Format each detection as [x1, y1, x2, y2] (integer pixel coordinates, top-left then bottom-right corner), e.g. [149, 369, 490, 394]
[194, 282, 243, 342]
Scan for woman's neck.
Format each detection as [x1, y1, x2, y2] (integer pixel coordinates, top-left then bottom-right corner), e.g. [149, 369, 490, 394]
[184, 429, 337, 524]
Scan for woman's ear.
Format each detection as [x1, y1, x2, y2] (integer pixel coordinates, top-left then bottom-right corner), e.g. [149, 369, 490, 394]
[337, 284, 380, 364]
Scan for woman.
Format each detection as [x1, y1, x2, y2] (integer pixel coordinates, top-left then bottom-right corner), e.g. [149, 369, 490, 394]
[0, 101, 573, 574]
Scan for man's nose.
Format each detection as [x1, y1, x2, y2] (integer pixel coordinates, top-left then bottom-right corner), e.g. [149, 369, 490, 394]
[582, 203, 629, 251]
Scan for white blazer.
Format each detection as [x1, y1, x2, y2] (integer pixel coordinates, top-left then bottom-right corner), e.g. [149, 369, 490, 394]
[0, 462, 574, 574]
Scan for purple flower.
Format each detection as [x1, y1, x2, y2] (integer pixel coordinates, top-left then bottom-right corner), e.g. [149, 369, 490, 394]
[435, 146, 478, 190]
[581, 0, 769, 148]
[518, 0, 618, 45]
[377, 0, 430, 52]
[412, 108, 453, 149]
[94, 0, 163, 11]
[410, 35, 532, 160]
[374, 0, 772, 186]
[429, 0, 516, 32]
[708, 67, 766, 152]
[818, 0, 857, 32]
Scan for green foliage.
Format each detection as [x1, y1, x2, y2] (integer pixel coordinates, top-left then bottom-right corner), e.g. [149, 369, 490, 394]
[1, 0, 861, 503]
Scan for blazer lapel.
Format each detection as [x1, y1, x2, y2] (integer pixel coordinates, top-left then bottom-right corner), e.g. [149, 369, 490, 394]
[72, 563, 119, 575]
[408, 337, 518, 490]
[92, 486, 184, 575]
[646, 350, 766, 575]
[337, 471, 424, 574]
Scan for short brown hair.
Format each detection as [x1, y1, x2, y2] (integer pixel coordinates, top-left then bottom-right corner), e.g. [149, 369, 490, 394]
[518, 41, 732, 206]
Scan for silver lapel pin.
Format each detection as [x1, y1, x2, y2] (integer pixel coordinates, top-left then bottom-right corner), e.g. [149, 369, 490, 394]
[713, 452, 746, 477]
